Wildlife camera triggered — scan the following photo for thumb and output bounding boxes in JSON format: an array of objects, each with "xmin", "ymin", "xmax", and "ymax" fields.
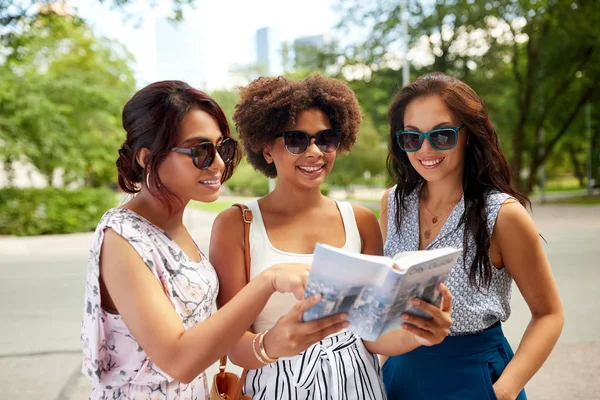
[
  {"xmin": 290, "ymin": 294, "xmax": 322, "ymax": 320},
  {"xmin": 438, "ymin": 282, "xmax": 453, "ymax": 312}
]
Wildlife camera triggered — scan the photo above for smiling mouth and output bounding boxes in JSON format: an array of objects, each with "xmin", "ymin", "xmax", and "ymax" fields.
[
  {"xmin": 199, "ymin": 179, "xmax": 220, "ymax": 184},
  {"xmin": 420, "ymin": 158, "xmax": 444, "ymax": 166},
  {"xmin": 297, "ymin": 165, "xmax": 324, "ymax": 172}
]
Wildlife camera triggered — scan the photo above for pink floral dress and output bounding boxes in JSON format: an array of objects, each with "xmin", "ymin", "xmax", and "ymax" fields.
[{"xmin": 81, "ymin": 208, "xmax": 218, "ymax": 399}]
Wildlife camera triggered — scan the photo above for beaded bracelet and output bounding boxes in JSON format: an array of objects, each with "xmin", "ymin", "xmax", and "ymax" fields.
[
  {"xmin": 252, "ymin": 332, "xmax": 268, "ymax": 365},
  {"xmin": 258, "ymin": 329, "xmax": 279, "ymax": 363}
]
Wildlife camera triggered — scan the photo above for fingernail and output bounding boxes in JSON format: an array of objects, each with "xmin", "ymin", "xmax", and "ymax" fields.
[
  {"xmin": 312, "ymin": 294, "xmax": 322, "ymax": 301},
  {"xmin": 401, "ymin": 314, "xmax": 409, "ymax": 321},
  {"xmin": 411, "ymin": 298, "xmax": 420, "ymax": 306},
  {"xmin": 340, "ymin": 314, "xmax": 348, "ymax": 321}
]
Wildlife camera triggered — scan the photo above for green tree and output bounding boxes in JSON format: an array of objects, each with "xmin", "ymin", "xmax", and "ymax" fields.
[
  {"xmin": 335, "ymin": 0, "xmax": 600, "ymax": 193},
  {"xmin": 329, "ymin": 116, "xmax": 388, "ymax": 188},
  {"xmin": 0, "ymin": 11, "xmax": 135, "ymax": 187},
  {"xmin": 0, "ymin": 0, "xmax": 196, "ymax": 28}
]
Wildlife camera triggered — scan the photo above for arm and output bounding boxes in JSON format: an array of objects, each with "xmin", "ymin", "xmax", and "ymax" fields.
[
  {"xmin": 209, "ymin": 207, "xmax": 347, "ymax": 369},
  {"xmin": 379, "ymin": 187, "xmax": 391, "ymax": 243},
  {"xmin": 352, "ymin": 204, "xmax": 452, "ymax": 356},
  {"xmin": 99, "ymin": 228, "xmax": 289, "ymax": 384},
  {"xmin": 491, "ymin": 201, "xmax": 564, "ymax": 400}
]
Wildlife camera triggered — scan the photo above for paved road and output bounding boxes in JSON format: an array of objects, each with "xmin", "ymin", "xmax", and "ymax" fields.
[{"xmin": 1, "ymin": 204, "xmax": 599, "ymax": 399}]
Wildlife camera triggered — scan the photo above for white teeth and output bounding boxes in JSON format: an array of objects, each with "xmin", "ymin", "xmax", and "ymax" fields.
[
  {"xmin": 200, "ymin": 180, "xmax": 219, "ymax": 184},
  {"xmin": 298, "ymin": 165, "xmax": 322, "ymax": 172},
  {"xmin": 421, "ymin": 158, "xmax": 443, "ymax": 166}
]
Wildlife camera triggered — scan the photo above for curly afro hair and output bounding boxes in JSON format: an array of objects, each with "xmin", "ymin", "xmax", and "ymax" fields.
[{"xmin": 233, "ymin": 74, "xmax": 362, "ymax": 178}]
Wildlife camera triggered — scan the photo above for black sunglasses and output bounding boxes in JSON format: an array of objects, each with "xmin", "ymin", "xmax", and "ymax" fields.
[
  {"xmin": 171, "ymin": 138, "xmax": 237, "ymax": 170},
  {"xmin": 275, "ymin": 128, "xmax": 342, "ymax": 156},
  {"xmin": 395, "ymin": 125, "xmax": 464, "ymax": 152}
]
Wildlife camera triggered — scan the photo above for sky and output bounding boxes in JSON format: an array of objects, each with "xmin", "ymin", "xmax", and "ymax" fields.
[{"xmin": 73, "ymin": 0, "xmax": 341, "ymax": 90}]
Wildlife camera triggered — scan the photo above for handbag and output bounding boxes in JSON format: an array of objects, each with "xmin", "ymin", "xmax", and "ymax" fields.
[{"xmin": 209, "ymin": 204, "xmax": 253, "ymax": 400}]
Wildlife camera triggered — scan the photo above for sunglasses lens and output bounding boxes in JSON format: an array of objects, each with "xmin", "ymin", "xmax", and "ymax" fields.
[
  {"xmin": 284, "ymin": 131, "xmax": 309, "ymax": 155},
  {"xmin": 400, "ymin": 133, "xmax": 423, "ymax": 151},
  {"xmin": 430, "ymin": 129, "xmax": 457, "ymax": 150},
  {"xmin": 316, "ymin": 129, "xmax": 341, "ymax": 153},
  {"xmin": 193, "ymin": 143, "xmax": 213, "ymax": 169},
  {"xmin": 217, "ymin": 140, "xmax": 236, "ymax": 164}
]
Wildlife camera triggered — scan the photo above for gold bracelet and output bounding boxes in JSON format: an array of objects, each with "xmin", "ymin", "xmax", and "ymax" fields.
[
  {"xmin": 252, "ymin": 332, "xmax": 268, "ymax": 365},
  {"xmin": 258, "ymin": 329, "xmax": 279, "ymax": 363}
]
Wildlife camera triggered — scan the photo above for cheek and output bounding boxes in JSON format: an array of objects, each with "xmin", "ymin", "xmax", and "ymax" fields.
[
  {"xmin": 407, "ymin": 153, "xmax": 421, "ymax": 168},
  {"xmin": 159, "ymin": 157, "xmax": 195, "ymax": 184}
]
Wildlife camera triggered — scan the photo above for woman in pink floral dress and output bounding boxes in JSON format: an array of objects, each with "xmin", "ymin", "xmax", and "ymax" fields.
[{"xmin": 81, "ymin": 81, "xmax": 348, "ymax": 399}]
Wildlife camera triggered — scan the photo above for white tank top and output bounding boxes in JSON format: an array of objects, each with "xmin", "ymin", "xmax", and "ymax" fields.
[{"xmin": 247, "ymin": 199, "xmax": 362, "ymax": 333}]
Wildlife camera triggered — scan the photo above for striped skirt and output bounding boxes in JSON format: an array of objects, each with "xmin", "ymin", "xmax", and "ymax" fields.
[{"xmin": 244, "ymin": 330, "xmax": 386, "ymax": 400}]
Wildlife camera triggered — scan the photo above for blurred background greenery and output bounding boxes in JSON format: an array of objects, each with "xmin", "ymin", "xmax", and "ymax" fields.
[{"xmin": 0, "ymin": 0, "xmax": 598, "ymax": 235}]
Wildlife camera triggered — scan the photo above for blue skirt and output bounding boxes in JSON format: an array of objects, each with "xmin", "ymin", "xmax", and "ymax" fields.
[{"xmin": 382, "ymin": 322, "xmax": 527, "ymax": 399}]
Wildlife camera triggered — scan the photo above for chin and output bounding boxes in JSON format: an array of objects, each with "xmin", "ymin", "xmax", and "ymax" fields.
[{"xmin": 193, "ymin": 191, "xmax": 220, "ymax": 204}]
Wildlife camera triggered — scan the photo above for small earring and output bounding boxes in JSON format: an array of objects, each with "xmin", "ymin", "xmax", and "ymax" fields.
[{"xmin": 146, "ymin": 172, "xmax": 150, "ymax": 188}]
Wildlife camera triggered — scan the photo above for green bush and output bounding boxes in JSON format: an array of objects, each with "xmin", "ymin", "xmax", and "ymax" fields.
[
  {"xmin": 0, "ymin": 187, "xmax": 116, "ymax": 236},
  {"xmin": 226, "ymin": 160, "xmax": 269, "ymax": 196}
]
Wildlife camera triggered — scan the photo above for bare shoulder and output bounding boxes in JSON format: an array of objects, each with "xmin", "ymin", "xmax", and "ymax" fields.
[
  {"xmin": 381, "ymin": 187, "xmax": 393, "ymax": 209},
  {"xmin": 493, "ymin": 198, "xmax": 538, "ymax": 245},
  {"xmin": 209, "ymin": 205, "xmax": 247, "ymax": 266},
  {"xmin": 211, "ymin": 205, "xmax": 247, "ymax": 235},
  {"xmin": 351, "ymin": 203, "xmax": 379, "ymax": 228},
  {"xmin": 351, "ymin": 203, "xmax": 383, "ymax": 255}
]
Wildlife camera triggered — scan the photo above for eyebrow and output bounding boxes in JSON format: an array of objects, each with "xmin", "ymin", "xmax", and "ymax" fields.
[
  {"xmin": 179, "ymin": 136, "xmax": 224, "ymax": 145},
  {"xmin": 404, "ymin": 122, "xmax": 454, "ymax": 132}
]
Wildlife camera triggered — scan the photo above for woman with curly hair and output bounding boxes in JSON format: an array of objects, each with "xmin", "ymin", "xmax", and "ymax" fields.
[
  {"xmin": 380, "ymin": 73, "xmax": 563, "ymax": 399},
  {"xmin": 209, "ymin": 75, "xmax": 453, "ymax": 399},
  {"xmin": 81, "ymin": 81, "xmax": 329, "ymax": 399}
]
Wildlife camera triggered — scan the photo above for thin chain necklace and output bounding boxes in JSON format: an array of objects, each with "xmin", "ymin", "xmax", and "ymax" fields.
[{"xmin": 420, "ymin": 198, "xmax": 460, "ymax": 240}]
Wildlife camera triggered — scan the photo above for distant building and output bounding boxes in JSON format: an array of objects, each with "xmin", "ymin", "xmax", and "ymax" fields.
[
  {"xmin": 155, "ymin": 18, "xmax": 207, "ymax": 90},
  {"xmin": 293, "ymin": 34, "xmax": 325, "ymax": 69},
  {"xmin": 256, "ymin": 27, "xmax": 283, "ymax": 76}
]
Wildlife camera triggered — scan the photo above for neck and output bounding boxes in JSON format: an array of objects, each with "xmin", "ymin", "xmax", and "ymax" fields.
[
  {"xmin": 264, "ymin": 179, "xmax": 328, "ymax": 214},
  {"xmin": 421, "ymin": 173, "xmax": 464, "ymax": 212},
  {"xmin": 125, "ymin": 189, "xmax": 187, "ymax": 231}
]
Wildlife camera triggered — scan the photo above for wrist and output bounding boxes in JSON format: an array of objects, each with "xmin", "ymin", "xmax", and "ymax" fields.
[
  {"xmin": 262, "ymin": 329, "xmax": 281, "ymax": 359},
  {"xmin": 257, "ymin": 270, "xmax": 276, "ymax": 295},
  {"xmin": 493, "ymin": 378, "xmax": 519, "ymax": 400}
]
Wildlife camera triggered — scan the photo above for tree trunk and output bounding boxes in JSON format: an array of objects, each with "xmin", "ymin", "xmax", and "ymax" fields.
[
  {"xmin": 567, "ymin": 144, "xmax": 586, "ymax": 187},
  {"xmin": 526, "ymin": 89, "xmax": 594, "ymax": 192}
]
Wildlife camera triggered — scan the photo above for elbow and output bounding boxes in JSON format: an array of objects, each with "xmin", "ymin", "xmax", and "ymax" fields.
[
  {"xmin": 161, "ymin": 363, "xmax": 200, "ymax": 384},
  {"xmin": 227, "ymin": 348, "xmax": 247, "ymax": 368},
  {"xmin": 154, "ymin": 355, "xmax": 210, "ymax": 384}
]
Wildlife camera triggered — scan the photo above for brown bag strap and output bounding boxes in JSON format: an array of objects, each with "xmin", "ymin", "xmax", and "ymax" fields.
[
  {"xmin": 221, "ymin": 204, "xmax": 253, "ymax": 399},
  {"xmin": 232, "ymin": 203, "xmax": 253, "ymax": 283}
]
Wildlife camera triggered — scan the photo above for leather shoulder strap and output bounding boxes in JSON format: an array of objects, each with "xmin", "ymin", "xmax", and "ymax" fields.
[
  {"xmin": 222, "ymin": 204, "xmax": 253, "ymax": 399},
  {"xmin": 232, "ymin": 203, "xmax": 253, "ymax": 283}
]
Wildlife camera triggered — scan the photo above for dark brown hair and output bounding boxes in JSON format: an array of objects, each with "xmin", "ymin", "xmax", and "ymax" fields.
[
  {"xmin": 116, "ymin": 80, "xmax": 240, "ymax": 210},
  {"xmin": 233, "ymin": 74, "xmax": 362, "ymax": 178},
  {"xmin": 387, "ymin": 72, "xmax": 529, "ymax": 289}
]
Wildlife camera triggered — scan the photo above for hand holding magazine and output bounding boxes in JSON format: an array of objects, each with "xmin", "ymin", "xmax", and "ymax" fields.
[{"xmin": 302, "ymin": 244, "xmax": 462, "ymax": 341}]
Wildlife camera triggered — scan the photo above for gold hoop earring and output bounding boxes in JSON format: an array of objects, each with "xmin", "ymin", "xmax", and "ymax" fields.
[{"xmin": 146, "ymin": 172, "xmax": 150, "ymax": 188}]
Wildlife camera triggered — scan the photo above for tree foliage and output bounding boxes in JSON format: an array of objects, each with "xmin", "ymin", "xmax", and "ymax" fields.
[
  {"xmin": 0, "ymin": 10, "xmax": 136, "ymax": 187},
  {"xmin": 335, "ymin": 0, "xmax": 600, "ymax": 192}
]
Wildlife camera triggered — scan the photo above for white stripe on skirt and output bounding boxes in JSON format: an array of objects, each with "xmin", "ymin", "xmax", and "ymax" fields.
[{"xmin": 244, "ymin": 331, "xmax": 387, "ymax": 400}]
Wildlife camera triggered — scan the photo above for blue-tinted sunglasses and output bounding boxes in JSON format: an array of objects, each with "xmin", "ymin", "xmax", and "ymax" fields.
[{"xmin": 396, "ymin": 125, "xmax": 465, "ymax": 152}]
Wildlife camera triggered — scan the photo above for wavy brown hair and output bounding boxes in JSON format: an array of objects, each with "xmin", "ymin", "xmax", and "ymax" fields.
[
  {"xmin": 387, "ymin": 72, "xmax": 529, "ymax": 289},
  {"xmin": 233, "ymin": 75, "xmax": 362, "ymax": 178},
  {"xmin": 116, "ymin": 80, "xmax": 241, "ymax": 212}
]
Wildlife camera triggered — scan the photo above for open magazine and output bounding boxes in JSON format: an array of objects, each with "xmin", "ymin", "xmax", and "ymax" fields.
[{"xmin": 302, "ymin": 243, "xmax": 462, "ymax": 341}]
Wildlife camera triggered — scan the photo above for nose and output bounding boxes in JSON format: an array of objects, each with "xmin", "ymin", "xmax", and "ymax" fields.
[
  {"xmin": 208, "ymin": 149, "xmax": 226, "ymax": 171},
  {"xmin": 304, "ymin": 137, "xmax": 324, "ymax": 157},
  {"xmin": 418, "ymin": 136, "xmax": 435, "ymax": 152}
]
